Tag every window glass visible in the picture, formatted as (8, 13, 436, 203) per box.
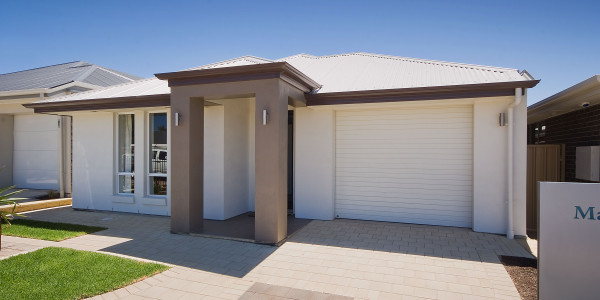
(118, 114, 134, 193)
(149, 113, 167, 195)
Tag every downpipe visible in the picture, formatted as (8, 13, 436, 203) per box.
(506, 88, 522, 239)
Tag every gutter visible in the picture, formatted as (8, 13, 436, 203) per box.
(506, 88, 522, 239)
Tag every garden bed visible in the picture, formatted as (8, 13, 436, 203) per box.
(499, 255, 538, 300)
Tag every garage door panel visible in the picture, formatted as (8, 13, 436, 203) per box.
(13, 115, 59, 189)
(13, 114, 58, 131)
(335, 106, 473, 227)
(337, 177, 472, 186)
(337, 197, 471, 209)
(337, 181, 471, 191)
(13, 150, 59, 171)
(337, 169, 472, 176)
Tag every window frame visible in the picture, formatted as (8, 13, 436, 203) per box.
(115, 112, 136, 195)
(146, 110, 169, 197)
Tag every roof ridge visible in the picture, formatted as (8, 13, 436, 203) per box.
(0, 61, 84, 76)
(276, 53, 317, 61)
(186, 55, 274, 71)
(74, 65, 98, 82)
(289, 52, 518, 73)
(93, 66, 139, 82)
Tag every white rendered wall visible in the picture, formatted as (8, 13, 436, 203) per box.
(0, 114, 14, 187)
(296, 96, 526, 235)
(13, 114, 59, 190)
(203, 98, 254, 220)
(223, 99, 251, 219)
(294, 107, 335, 220)
(513, 92, 527, 237)
(71, 110, 170, 216)
(204, 106, 225, 219)
(247, 98, 256, 212)
(473, 98, 510, 234)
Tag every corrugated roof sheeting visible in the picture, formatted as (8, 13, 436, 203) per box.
(0, 61, 140, 92)
(187, 56, 274, 70)
(35, 52, 531, 104)
(36, 77, 169, 103)
(279, 53, 526, 93)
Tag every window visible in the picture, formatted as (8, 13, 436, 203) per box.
(149, 113, 167, 195)
(117, 114, 135, 194)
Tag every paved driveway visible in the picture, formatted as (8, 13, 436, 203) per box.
(2, 207, 532, 299)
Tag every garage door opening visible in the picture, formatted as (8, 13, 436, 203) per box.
(335, 106, 473, 228)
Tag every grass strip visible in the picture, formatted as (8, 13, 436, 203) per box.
(0, 247, 169, 300)
(1, 219, 106, 241)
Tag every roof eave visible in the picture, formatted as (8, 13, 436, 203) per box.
(306, 80, 540, 106)
(528, 75, 600, 112)
(24, 94, 171, 114)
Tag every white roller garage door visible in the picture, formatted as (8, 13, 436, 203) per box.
(335, 105, 473, 228)
(13, 114, 59, 190)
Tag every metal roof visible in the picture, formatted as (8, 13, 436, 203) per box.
(35, 52, 533, 104)
(34, 77, 169, 103)
(0, 61, 141, 92)
(186, 56, 275, 70)
(278, 53, 528, 93)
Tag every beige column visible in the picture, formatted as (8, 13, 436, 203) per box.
(170, 93, 204, 234)
(254, 82, 288, 243)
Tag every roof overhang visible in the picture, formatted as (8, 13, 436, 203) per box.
(155, 62, 321, 93)
(528, 75, 600, 124)
(24, 94, 170, 114)
(306, 80, 540, 106)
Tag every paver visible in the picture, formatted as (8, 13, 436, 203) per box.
(0, 207, 533, 299)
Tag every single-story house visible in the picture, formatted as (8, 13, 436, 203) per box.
(0, 61, 140, 194)
(528, 75, 600, 182)
(25, 53, 538, 243)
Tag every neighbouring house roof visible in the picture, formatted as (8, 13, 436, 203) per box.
(528, 75, 600, 124)
(0, 61, 141, 93)
(27, 52, 538, 112)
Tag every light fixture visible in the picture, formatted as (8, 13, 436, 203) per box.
(499, 112, 507, 126)
(262, 108, 269, 125)
(175, 112, 182, 126)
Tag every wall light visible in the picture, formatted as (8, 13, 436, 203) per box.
(262, 108, 269, 125)
(499, 112, 507, 126)
(175, 112, 182, 126)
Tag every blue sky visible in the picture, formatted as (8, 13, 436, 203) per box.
(1, 0, 598, 105)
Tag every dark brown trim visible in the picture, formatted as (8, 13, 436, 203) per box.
(155, 62, 321, 91)
(24, 94, 171, 113)
(306, 80, 540, 106)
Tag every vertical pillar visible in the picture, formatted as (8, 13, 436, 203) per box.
(170, 93, 204, 233)
(255, 81, 288, 243)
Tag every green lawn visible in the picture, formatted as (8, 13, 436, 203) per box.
(0, 247, 169, 300)
(1, 219, 106, 241)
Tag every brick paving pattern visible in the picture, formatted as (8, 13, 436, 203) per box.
(1, 207, 532, 299)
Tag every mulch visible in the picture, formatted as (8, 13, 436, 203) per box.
(499, 255, 538, 300)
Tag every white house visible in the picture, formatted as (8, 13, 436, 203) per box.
(26, 53, 538, 243)
(0, 61, 140, 194)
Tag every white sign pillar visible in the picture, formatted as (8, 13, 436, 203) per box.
(538, 182, 600, 300)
